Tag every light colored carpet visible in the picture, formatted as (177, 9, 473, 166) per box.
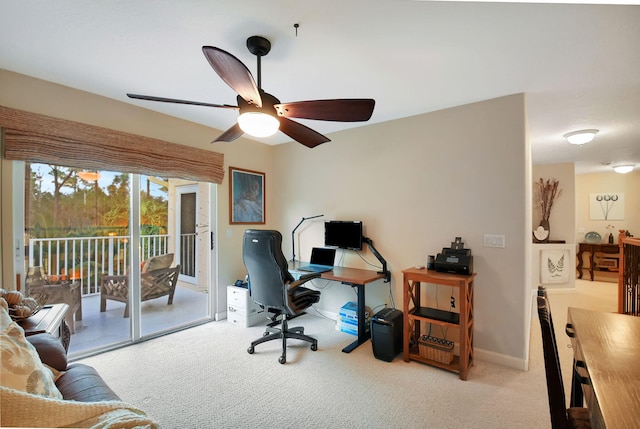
(77, 279, 617, 429)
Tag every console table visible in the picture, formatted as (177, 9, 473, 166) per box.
(402, 268, 476, 380)
(18, 303, 71, 352)
(576, 243, 620, 281)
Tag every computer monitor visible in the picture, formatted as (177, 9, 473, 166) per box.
(324, 221, 363, 250)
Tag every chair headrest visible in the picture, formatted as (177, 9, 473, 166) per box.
(142, 253, 174, 272)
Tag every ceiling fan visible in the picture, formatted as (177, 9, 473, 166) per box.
(127, 36, 375, 148)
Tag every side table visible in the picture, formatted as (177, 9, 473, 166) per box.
(18, 303, 71, 352)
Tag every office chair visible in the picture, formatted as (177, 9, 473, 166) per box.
(242, 229, 321, 364)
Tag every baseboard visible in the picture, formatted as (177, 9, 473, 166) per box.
(475, 347, 528, 371)
(312, 307, 338, 320)
(314, 306, 528, 370)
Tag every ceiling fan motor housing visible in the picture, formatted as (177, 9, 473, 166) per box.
(246, 36, 271, 57)
(238, 90, 280, 114)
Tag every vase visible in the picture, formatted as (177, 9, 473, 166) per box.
(540, 220, 550, 242)
(533, 219, 550, 243)
(608, 233, 614, 244)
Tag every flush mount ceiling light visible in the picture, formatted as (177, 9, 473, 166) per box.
(613, 165, 634, 174)
(563, 129, 599, 145)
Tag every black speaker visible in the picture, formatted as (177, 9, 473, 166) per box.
(370, 308, 403, 362)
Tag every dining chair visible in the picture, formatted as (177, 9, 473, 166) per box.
(536, 288, 591, 429)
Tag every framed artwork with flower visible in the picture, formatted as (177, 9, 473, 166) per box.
(229, 167, 265, 224)
(589, 193, 624, 221)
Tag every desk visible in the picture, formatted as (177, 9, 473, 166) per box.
(18, 303, 71, 352)
(322, 267, 386, 353)
(290, 263, 385, 353)
(576, 243, 620, 281)
(566, 307, 640, 429)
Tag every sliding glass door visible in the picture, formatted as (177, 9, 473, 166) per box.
(20, 163, 214, 357)
(138, 179, 210, 337)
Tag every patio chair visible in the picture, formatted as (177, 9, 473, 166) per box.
(100, 253, 180, 318)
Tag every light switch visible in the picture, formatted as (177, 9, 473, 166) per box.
(484, 234, 505, 248)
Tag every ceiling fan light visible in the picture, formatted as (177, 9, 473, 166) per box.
(238, 112, 279, 137)
(613, 165, 634, 174)
(563, 129, 598, 145)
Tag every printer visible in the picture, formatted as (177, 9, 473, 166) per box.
(434, 237, 473, 275)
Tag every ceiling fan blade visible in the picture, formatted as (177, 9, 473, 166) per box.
(127, 93, 238, 110)
(278, 117, 331, 148)
(202, 46, 262, 107)
(274, 99, 375, 122)
(212, 123, 244, 143)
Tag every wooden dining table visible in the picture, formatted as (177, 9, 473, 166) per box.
(566, 307, 640, 429)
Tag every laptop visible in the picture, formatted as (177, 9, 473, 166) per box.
(296, 247, 336, 273)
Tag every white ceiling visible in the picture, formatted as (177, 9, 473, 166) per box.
(1, 1, 639, 174)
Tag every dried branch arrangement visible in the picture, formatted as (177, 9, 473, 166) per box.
(536, 178, 562, 222)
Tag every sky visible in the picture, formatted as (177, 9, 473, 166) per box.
(31, 164, 166, 198)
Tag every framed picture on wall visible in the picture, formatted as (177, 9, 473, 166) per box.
(540, 249, 570, 284)
(589, 193, 624, 221)
(229, 167, 265, 224)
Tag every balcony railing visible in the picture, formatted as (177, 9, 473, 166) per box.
(28, 234, 178, 296)
(619, 233, 640, 315)
(180, 233, 196, 277)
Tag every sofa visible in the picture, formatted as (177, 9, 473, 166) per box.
(1, 297, 157, 428)
(26, 332, 121, 402)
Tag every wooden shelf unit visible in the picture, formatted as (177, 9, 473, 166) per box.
(402, 268, 476, 380)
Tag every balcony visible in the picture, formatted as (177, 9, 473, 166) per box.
(28, 234, 172, 295)
(67, 287, 208, 356)
(24, 234, 210, 357)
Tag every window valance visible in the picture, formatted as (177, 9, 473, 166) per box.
(0, 105, 224, 184)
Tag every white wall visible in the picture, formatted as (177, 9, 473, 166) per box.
(272, 94, 531, 368)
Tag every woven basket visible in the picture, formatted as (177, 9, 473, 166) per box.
(418, 335, 454, 364)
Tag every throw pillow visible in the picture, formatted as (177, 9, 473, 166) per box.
(142, 253, 174, 272)
(0, 304, 63, 399)
(26, 333, 68, 372)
